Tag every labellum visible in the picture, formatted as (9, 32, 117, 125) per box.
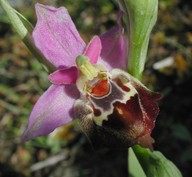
(75, 56, 162, 149)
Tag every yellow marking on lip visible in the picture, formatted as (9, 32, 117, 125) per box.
(116, 107, 123, 115)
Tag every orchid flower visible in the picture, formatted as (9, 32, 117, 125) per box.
(22, 3, 161, 149)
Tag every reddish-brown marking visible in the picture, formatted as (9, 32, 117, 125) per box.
(91, 79, 110, 97)
(94, 108, 102, 117)
(116, 79, 130, 92)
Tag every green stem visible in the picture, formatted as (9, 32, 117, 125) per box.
(117, 0, 159, 176)
(118, 0, 158, 79)
(127, 38, 150, 79)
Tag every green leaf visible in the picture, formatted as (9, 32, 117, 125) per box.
(132, 145, 183, 177)
(128, 148, 147, 177)
(0, 0, 28, 39)
(13, 9, 33, 34)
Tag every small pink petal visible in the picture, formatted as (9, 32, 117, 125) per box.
(99, 13, 128, 70)
(22, 85, 79, 141)
(32, 3, 86, 68)
(84, 36, 102, 64)
(48, 66, 78, 85)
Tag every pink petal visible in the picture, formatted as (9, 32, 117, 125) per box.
(32, 3, 86, 68)
(99, 13, 128, 70)
(84, 36, 102, 64)
(22, 85, 79, 141)
(48, 66, 78, 85)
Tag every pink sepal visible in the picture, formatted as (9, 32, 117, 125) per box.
(22, 85, 79, 141)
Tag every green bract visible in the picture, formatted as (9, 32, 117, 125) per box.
(118, 0, 158, 79)
(132, 145, 182, 177)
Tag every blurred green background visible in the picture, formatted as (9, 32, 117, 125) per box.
(0, 0, 192, 177)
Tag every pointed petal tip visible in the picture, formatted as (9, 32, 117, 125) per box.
(21, 125, 55, 142)
(84, 35, 102, 64)
(21, 130, 33, 142)
(21, 119, 74, 142)
(35, 2, 41, 8)
(21, 85, 78, 142)
(35, 2, 66, 13)
(35, 2, 48, 12)
(137, 134, 155, 151)
(155, 92, 163, 100)
(91, 35, 101, 43)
